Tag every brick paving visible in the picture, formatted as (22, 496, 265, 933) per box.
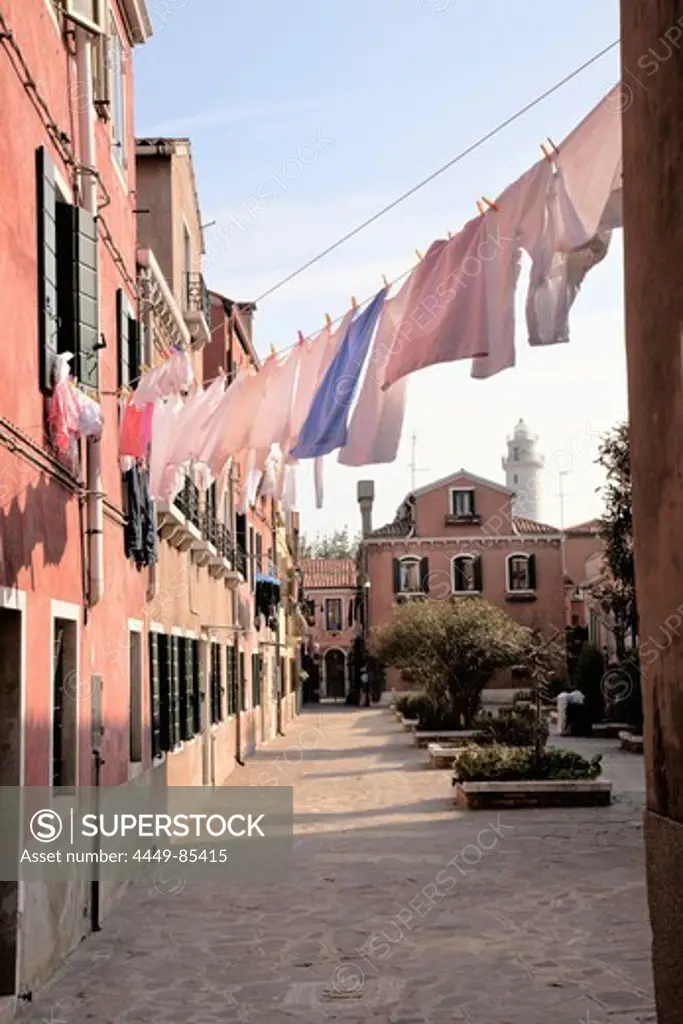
(20, 707, 655, 1023)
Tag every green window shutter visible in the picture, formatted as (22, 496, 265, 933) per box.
(528, 554, 537, 590)
(420, 556, 430, 594)
(36, 147, 59, 393)
(157, 634, 171, 752)
(183, 638, 194, 740)
(474, 556, 483, 592)
(170, 635, 181, 747)
(192, 640, 202, 734)
(226, 646, 235, 716)
(392, 558, 401, 593)
(74, 205, 99, 389)
(148, 632, 161, 759)
(453, 558, 462, 591)
(117, 288, 140, 388)
(239, 652, 246, 711)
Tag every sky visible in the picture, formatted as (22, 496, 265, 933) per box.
(134, 0, 625, 539)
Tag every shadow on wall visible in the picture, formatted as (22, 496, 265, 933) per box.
(0, 476, 71, 586)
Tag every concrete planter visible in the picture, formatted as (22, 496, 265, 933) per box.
(453, 779, 612, 810)
(619, 730, 644, 753)
(414, 729, 477, 749)
(592, 721, 631, 739)
(400, 717, 419, 732)
(428, 744, 472, 769)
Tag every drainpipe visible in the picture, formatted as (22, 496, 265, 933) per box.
(75, 26, 103, 606)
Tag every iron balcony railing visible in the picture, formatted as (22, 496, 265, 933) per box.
(174, 476, 200, 528)
(235, 544, 248, 578)
(186, 272, 211, 324)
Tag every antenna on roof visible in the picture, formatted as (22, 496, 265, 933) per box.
(409, 433, 431, 492)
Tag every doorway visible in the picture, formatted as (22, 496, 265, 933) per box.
(325, 649, 346, 701)
(0, 602, 23, 996)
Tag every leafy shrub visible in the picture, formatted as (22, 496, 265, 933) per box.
(472, 706, 549, 747)
(512, 690, 534, 705)
(539, 674, 568, 705)
(394, 692, 432, 721)
(453, 744, 603, 783)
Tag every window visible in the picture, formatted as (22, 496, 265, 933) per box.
(325, 598, 343, 632)
(148, 632, 162, 759)
(252, 652, 262, 708)
(110, 15, 127, 171)
(393, 556, 429, 595)
(507, 553, 537, 593)
(255, 533, 263, 576)
(52, 618, 78, 788)
(183, 224, 192, 307)
(210, 642, 223, 724)
(513, 474, 518, 485)
(191, 640, 202, 734)
(451, 488, 475, 518)
(178, 637, 195, 741)
(453, 555, 481, 593)
(92, 30, 110, 117)
(249, 526, 255, 589)
(227, 646, 236, 716)
(128, 630, 143, 763)
(117, 289, 140, 387)
(150, 633, 181, 754)
(63, 0, 106, 33)
(513, 447, 519, 461)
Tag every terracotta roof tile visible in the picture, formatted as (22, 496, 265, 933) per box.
(512, 515, 560, 535)
(566, 517, 601, 535)
(300, 559, 357, 590)
(369, 519, 412, 538)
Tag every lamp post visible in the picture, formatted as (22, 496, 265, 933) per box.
(362, 579, 371, 707)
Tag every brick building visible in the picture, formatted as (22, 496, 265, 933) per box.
(357, 470, 566, 692)
(300, 559, 358, 700)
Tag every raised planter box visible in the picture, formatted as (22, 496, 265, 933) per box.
(592, 721, 631, 739)
(414, 729, 477, 749)
(453, 779, 612, 810)
(428, 744, 471, 769)
(400, 717, 419, 733)
(619, 731, 644, 753)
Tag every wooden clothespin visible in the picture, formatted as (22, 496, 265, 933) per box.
(297, 330, 305, 344)
(414, 250, 423, 262)
(447, 231, 453, 239)
(382, 274, 389, 289)
(482, 196, 499, 212)
(476, 200, 486, 216)
(547, 137, 560, 155)
(270, 343, 277, 356)
(541, 142, 552, 162)
(325, 313, 332, 328)
(351, 296, 358, 311)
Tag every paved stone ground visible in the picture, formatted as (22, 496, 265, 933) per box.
(20, 708, 655, 1024)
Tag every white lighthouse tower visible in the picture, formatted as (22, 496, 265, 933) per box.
(502, 419, 544, 521)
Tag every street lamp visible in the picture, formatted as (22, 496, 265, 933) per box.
(362, 579, 371, 707)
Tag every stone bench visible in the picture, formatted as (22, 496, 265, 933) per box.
(414, 729, 477, 749)
(619, 731, 644, 753)
(428, 744, 472, 769)
(453, 779, 612, 810)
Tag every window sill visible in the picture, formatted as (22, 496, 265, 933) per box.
(506, 591, 537, 603)
(452, 590, 481, 597)
(445, 514, 482, 526)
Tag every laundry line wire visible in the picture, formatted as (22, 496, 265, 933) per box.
(253, 39, 620, 305)
(113, 39, 620, 399)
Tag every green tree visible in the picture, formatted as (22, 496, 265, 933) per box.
(300, 528, 360, 560)
(372, 598, 530, 727)
(594, 422, 637, 657)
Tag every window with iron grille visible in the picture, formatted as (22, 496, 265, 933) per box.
(191, 639, 202, 734)
(148, 632, 162, 759)
(52, 619, 77, 788)
(178, 637, 194, 741)
(210, 642, 223, 724)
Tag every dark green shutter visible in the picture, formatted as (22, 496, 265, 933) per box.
(192, 640, 202, 733)
(239, 652, 246, 711)
(420, 557, 430, 594)
(36, 147, 59, 392)
(474, 556, 483, 592)
(55, 203, 100, 389)
(392, 559, 401, 593)
(117, 288, 140, 388)
(183, 638, 194, 740)
(157, 634, 171, 752)
(470, 489, 477, 514)
(170, 635, 180, 747)
(528, 554, 537, 590)
(148, 632, 161, 759)
(453, 558, 462, 591)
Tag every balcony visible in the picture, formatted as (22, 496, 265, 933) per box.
(175, 477, 201, 531)
(184, 272, 211, 349)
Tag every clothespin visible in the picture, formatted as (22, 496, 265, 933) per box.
(414, 250, 423, 262)
(297, 330, 305, 344)
(382, 274, 389, 289)
(547, 137, 560, 155)
(270, 343, 277, 356)
(325, 313, 332, 328)
(476, 200, 486, 216)
(447, 231, 453, 240)
(351, 296, 358, 311)
(482, 196, 499, 212)
(541, 142, 552, 162)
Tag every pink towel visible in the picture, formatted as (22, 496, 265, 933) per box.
(119, 399, 153, 458)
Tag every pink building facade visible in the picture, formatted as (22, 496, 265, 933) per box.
(0, 0, 152, 995)
(300, 559, 358, 700)
(358, 471, 567, 692)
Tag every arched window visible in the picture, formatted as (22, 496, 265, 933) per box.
(393, 556, 429, 596)
(506, 553, 537, 593)
(452, 554, 482, 593)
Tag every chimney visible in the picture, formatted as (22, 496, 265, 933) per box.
(357, 480, 375, 539)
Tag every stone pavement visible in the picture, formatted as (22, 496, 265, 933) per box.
(19, 708, 656, 1024)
